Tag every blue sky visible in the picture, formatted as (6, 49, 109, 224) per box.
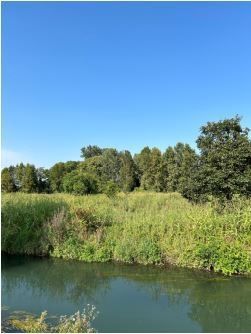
(2, 2, 251, 168)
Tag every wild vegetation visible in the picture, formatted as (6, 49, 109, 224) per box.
(2, 116, 251, 202)
(1, 116, 251, 275)
(3, 306, 98, 333)
(2, 192, 251, 275)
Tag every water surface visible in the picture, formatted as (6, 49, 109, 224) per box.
(2, 255, 251, 332)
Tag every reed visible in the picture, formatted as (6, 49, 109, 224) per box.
(2, 192, 251, 275)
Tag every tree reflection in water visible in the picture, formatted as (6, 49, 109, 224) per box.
(2, 255, 251, 332)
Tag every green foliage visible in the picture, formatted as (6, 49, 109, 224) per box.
(1, 164, 51, 194)
(81, 145, 104, 159)
(9, 306, 97, 333)
(79, 156, 104, 178)
(141, 147, 163, 191)
(134, 146, 152, 183)
(3, 115, 250, 201)
(1, 168, 16, 192)
(11, 311, 48, 333)
(195, 115, 251, 200)
(20, 164, 38, 193)
(1, 193, 67, 255)
(2, 192, 251, 275)
(102, 180, 120, 198)
(49, 162, 67, 192)
(62, 171, 99, 195)
(192, 242, 251, 275)
(100, 148, 121, 184)
(119, 150, 138, 192)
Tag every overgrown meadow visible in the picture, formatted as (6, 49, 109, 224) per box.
(2, 192, 251, 275)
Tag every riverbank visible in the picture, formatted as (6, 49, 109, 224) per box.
(2, 192, 251, 275)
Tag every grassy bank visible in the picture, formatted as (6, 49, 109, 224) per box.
(2, 192, 251, 275)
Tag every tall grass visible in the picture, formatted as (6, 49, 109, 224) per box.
(2, 193, 67, 255)
(5, 306, 97, 333)
(2, 192, 251, 275)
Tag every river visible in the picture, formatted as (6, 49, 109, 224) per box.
(2, 254, 251, 332)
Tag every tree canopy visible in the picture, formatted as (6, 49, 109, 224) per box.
(2, 116, 250, 201)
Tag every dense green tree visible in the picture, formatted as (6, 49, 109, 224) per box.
(134, 147, 152, 183)
(49, 163, 66, 192)
(49, 161, 79, 193)
(100, 149, 121, 184)
(79, 156, 104, 179)
(64, 161, 80, 173)
(163, 147, 177, 192)
(62, 171, 99, 195)
(80, 145, 104, 159)
(3, 116, 251, 200)
(21, 164, 38, 193)
(177, 145, 198, 198)
(196, 116, 251, 200)
(120, 150, 138, 192)
(162, 144, 198, 194)
(140, 148, 163, 191)
(1, 168, 16, 192)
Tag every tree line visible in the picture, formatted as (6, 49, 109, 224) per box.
(2, 116, 251, 201)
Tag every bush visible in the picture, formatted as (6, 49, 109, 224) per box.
(62, 171, 99, 195)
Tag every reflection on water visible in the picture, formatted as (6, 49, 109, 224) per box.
(2, 254, 251, 332)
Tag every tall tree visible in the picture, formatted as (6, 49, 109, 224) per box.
(134, 147, 152, 185)
(120, 150, 138, 192)
(140, 148, 163, 191)
(196, 115, 251, 200)
(49, 161, 78, 193)
(163, 146, 177, 192)
(49, 163, 66, 192)
(177, 144, 198, 198)
(100, 148, 121, 184)
(1, 168, 16, 192)
(79, 156, 104, 179)
(22, 164, 38, 193)
(80, 145, 104, 159)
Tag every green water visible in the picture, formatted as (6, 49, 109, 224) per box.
(2, 254, 251, 332)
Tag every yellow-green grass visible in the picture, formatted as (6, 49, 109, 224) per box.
(2, 192, 251, 275)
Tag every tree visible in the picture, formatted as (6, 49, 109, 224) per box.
(49, 161, 79, 193)
(134, 147, 152, 183)
(140, 148, 163, 191)
(80, 145, 104, 159)
(163, 146, 177, 192)
(1, 168, 16, 192)
(177, 144, 198, 198)
(196, 115, 251, 200)
(79, 156, 104, 179)
(37, 168, 51, 193)
(49, 163, 66, 192)
(100, 149, 121, 184)
(22, 164, 38, 193)
(62, 171, 99, 195)
(15, 163, 26, 190)
(120, 150, 138, 192)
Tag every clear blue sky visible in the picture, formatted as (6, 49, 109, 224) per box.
(2, 2, 251, 168)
